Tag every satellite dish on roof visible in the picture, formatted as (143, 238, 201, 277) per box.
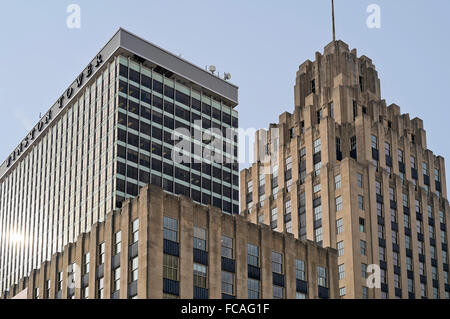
(208, 65, 216, 74)
(224, 73, 232, 81)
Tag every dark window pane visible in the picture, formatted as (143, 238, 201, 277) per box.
(118, 128, 127, 143)
(164, 101, 174, 114)
(141, 74, 152, 90)
(128, 100, 139, 116)
(202, 103, 211, 116)
(116, 178, 125, 192)
(118, 96, 127, 110)
(164, 116, 174, 130)
(140, 137, 151, 152)
(128, 85, 140, 99)
(139, 153, 150, 167)
(128, 117, 139, 131)
(117, 162, 126, 175)
(127, 150, 139, 164)
(119, 64, 128, 78)
(141, 91, 151, 104)
(192, 98, 201, 112)
(164, 86, 174, 99)
(139, 170, 150, 184)
(140, 106, 151, 120)
(175, 91, 190, 106)
(129, 69, 140, 83)
(163, 179, 173, 192)
(152, 158, 162, 171)
(151, 142, 162, 156)
(153, 95, 163, 110)
(126, 165, 138, 179)
(153, 80, 163, 94)
(117, 145, 127, 159)
(118, 112, 127, 126)
(118, 80, 128, 94)
(152, 127, 162, 140)
(127, 132, 139, 147)
(152, 111, 163, 125)
(141, 122, 151, 136)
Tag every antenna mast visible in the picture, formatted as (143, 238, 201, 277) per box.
(332, 0, 336, 42)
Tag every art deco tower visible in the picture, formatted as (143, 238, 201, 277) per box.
(240, 39, 450, 299)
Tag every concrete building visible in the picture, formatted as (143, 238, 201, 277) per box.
(0, 29, 239, 293)
(240, 40, 450, 299)
(3, 185, 338, 299)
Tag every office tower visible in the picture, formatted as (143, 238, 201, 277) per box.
(3, 185, 338, 300)
(0, 29, 239, 294)
(241, 40, 450, 299)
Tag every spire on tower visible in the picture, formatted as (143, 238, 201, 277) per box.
(332, 0, 336, 42)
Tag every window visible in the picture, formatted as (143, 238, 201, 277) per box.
(379, 247, 386, 261)
(378, 225, 385, 239)
(314, 138, 321, 154)
(371, 135, 378, 149)
(404, 215, 411, 230)
(329, 102, 334, 118)
(337, 218, 344, 234)
(112, 267, 121, 292)
(384, 142, 391, 156)
(194, 227, 207, 251)
(339, 287, 346, 297)
(376, 181, 382, 195)
(163, 254, 179, 281)
(376, 202, 383, 217)
(336, 196, 343, 212)
(420, 283, 427, 298)
(389, 188, 395, 201)
(315, 227, 323, 245)
(314, 162, 322, 176)
(350, 136, 357, 151)
(393, 252, 399, 266)
(131, 219, 139, 244)
(221, 235, 233, 259)
(317, 266, 327, 287)
(410, 156, 416, 169)
(297, 292, 307, 299)
(271, 208, 278, 230)
(296, 259, 306, 281)
(97, 277, 104, 299)
(337, 241, 344, 257)
(129, 257, 138, 283)
(359, 218, 365, 233)
(361, 264, 367, 278)
(222, 271, 234, 296)
(163, 216, 178, 242)
(335, 174, 341, 190)
(193, 263, 207, 288)
(408, 279, 414, 293)
(362, 287, 369, 299)
(46, 280, 51, 298)
(434, 168, 440, 182)
(272, 252, 283, 274)
(273, 285, 284, 299)
(114, 231, 122, 255)
(98, 242, 105, 265)
(394, 274, 401, 289)
(422, 162, 428, 176)
(380, 269, 387, 284)
(402, 193, 409, 208)
(248, 279, 260, 299)
(338, 264, 345, 280)
(83, 252, 90, 275)
(419, 262, 425, 276)
(398, 149, 404, 163)
(360, 240, 367, 256)
(357, 173, 363, 188)
(248, 244, 259, 267)
(406, 257, 413, 271)
(358, 195, 364, 210)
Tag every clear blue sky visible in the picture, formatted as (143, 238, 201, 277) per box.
(1, 0, 449, 192)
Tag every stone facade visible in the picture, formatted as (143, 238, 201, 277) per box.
(241, 40, 450, 299)
(3, 185, 338, 299)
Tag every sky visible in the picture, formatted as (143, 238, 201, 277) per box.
(0, 0, 449, 193)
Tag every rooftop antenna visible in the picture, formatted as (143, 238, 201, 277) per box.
(331, 0, 336, 42)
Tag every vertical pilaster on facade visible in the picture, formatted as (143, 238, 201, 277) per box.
(137, 186, 150, 299)
(179, 196, 194, 299)
(208, 209, 222, 299)
(119, 200, 131, 299)
(147, 185, 164, 299)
